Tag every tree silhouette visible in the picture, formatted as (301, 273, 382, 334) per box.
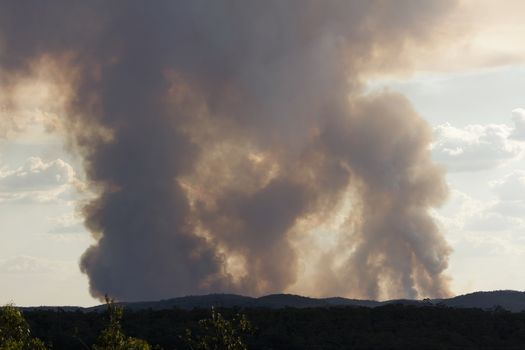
(92, 296, 151, 350)
(184, 307, 253, 350)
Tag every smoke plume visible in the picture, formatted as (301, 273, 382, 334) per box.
(0, 1, 455, 300)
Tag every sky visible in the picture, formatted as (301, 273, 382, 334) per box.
(1, 1, 525, 306)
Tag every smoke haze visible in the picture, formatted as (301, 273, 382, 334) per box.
(0, 1, 455, 301)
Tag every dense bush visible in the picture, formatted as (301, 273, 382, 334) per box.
(11, 303, 525, 349)
(183, 307, 253, 350)
(92, 297, 151, 350)
(2, 301, 253, 350)
(0, 304, 48, 350)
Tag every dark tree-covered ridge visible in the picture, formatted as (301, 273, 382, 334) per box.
(22, 304, 525, 350)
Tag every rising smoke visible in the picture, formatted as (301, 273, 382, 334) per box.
(0, 1, 455, 301)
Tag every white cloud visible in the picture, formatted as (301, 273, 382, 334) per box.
(433, 121, 523, 172)
(435, 189, 494, 233)
(482, 171, 525, 227)
(436, 187, 525, 237)
(435, 169, 525, 250)
(463, 211, 523, 232)
(0, 157, 81, 203)
(491, 200, 525, 218)
(490, 170, 525, 201)
(510, 108, 525, 140)
(0, 157, 74, 190)
(47, 213, 86, 235)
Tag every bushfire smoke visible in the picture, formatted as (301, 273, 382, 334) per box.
(0, 1, 454, 301)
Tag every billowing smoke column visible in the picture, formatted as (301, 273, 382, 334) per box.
(0, 1, 454, 301)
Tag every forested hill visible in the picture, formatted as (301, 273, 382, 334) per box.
(81, 290, 525, 313)
(435, 290, 525, 312)
(15, 291, 525, 349)
(24, 290, 525, 312)
(22, 302, 525, 349)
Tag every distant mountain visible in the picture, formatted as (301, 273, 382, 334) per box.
(117, 294, 256, 311)
(80, 293, 381, 312)
(22, 290, 525, 313)
(322, 297, 382, 308)
(436, 290, 525, 312)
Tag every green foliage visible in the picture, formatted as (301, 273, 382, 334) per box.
(0, 304, 48, 350)
(92, 296, 150, 350)
(184, 307, 253, 350)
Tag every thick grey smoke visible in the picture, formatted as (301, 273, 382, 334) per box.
(0, 1, 454, 300)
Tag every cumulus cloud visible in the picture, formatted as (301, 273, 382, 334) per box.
(0, 157, 74, 190)
(511, 108, 525, 140)
(485, 171, 525, 229)
(47, 213, 86, 235)
(433, 189, 488, 233)
(436, 172, 525, 238)
(463, 210, 523, 232)
(432, 116, 525, 245)
(433, 122, 523, 172)
(0, 157, 80, 203)
(491, 200, 525, 218)
(491, 170, 525, 201)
